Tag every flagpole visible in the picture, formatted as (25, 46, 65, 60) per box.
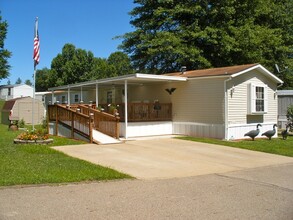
(32, 66, 36, 131)
(32, 17, 39, 131)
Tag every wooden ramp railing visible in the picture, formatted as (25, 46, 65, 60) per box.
(48, 104, 120, 142)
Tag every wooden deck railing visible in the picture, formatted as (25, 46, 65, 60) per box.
(118, 103, 172, 122)
(48, 104, 120, 140)
(48, 104, 92, 142)
(85, 103, 172, 122)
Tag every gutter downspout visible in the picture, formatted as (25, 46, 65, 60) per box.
(124, 80, 128, 139)
(224, 76, 232, 140)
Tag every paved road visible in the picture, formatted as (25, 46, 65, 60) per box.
(1, 163, 293, 220)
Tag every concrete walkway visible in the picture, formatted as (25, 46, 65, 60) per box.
(53, 137, 293, 179)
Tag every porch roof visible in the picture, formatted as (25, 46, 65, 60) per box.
(48, 73, 187, 91)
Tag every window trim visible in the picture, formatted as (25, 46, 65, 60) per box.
(248, 83, 268, 115)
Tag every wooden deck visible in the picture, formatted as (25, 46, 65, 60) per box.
(48, 103, 172, 142)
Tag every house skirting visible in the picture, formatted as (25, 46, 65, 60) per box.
(120, 121, 173, 138)
(227, 122, 278, 140)
(49, 122, 89, 142)
(172, 122, 225, 139)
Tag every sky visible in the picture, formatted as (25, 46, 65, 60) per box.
(1, 0, 135, 85)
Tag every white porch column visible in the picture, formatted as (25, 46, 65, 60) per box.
(67, 87, 71, 105)
(51, 90, 55, 104)
(124, 80, 128, 139)
(80, 87, 83, 102)
(96, 84, 99, 106)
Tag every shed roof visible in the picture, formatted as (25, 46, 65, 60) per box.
(2, 97, 37, 111)
(277, 90, 293, 96)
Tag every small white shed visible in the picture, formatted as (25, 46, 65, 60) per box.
(277, 90, 293, 128)
(1, 97, 45, 125)
(0, 84, 33, 100)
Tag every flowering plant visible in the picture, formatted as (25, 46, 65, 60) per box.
(107, 104, 120, 116)
(17, 129, 49, 141)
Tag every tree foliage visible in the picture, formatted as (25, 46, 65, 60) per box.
(108, 51, 134, 75)
(50, 44, 96, 86)
(119, 0, 293, 79)
(24, 79, 32, 86)
(15, 77, 21, 84)
(0, 13, 11, 80)
(35, 44, 134, 91)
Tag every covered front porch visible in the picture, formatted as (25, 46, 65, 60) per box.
(47, 73, 186, 139)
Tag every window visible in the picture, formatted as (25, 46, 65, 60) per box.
(107, 91, 112, 104)
(74, 94, 79, 103)
(255, 86, 264, 111)
(61, 96, 66, 104)
(248, 84, 268, 114)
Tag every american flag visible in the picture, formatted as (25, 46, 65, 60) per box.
(33, 17, 40, 67)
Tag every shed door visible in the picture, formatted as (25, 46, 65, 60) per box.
(18, 102, 40, 124)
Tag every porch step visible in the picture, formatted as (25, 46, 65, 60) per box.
(92, 129, 121, 145)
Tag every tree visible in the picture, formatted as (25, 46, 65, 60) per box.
(107, 51, 134, 75)
(35, 68, 52, 91)
(44, 43, 135, 88)
(15, 77, 22, 84)
(7, 79, 10, 85)
(0, 13, 12, 80)
(119, 0, 293, 76)
(81, 58, 115, 81)
(50, 44, 96, 86)
(24, 79, 32, 86)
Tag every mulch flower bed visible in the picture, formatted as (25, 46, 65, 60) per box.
(13, 130, 53, 145)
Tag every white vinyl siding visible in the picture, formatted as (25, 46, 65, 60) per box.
(227, 70, 278, 125)
(13, 85, 33, 98)
(171, 78, 225, 124)
(128, 84, 171, 103)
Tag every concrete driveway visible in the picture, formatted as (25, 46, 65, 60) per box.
(53, 137, 293, 179)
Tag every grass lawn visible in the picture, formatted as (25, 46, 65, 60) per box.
(177, 135, 293, 157)
(0, 124, 132, 186)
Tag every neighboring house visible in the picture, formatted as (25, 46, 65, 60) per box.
(1, 97, 45, 125)
(36, 90, 83, 106)
(47, 63, 283, 140)
(0, 84, 33, 100)
(277, 90, 293, 129)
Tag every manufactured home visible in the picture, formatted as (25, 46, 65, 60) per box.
(47, 64, 283, 142)
(0, 84, 33, 100)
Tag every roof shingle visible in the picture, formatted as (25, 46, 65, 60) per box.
(165, 63, 259, 78)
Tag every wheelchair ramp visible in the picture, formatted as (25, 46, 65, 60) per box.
(92, 129, 121, 144)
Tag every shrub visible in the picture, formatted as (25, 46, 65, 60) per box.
(42, 118, 48, 129)
(286, 104, 293, 131)
(18, 119, 25, 128)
